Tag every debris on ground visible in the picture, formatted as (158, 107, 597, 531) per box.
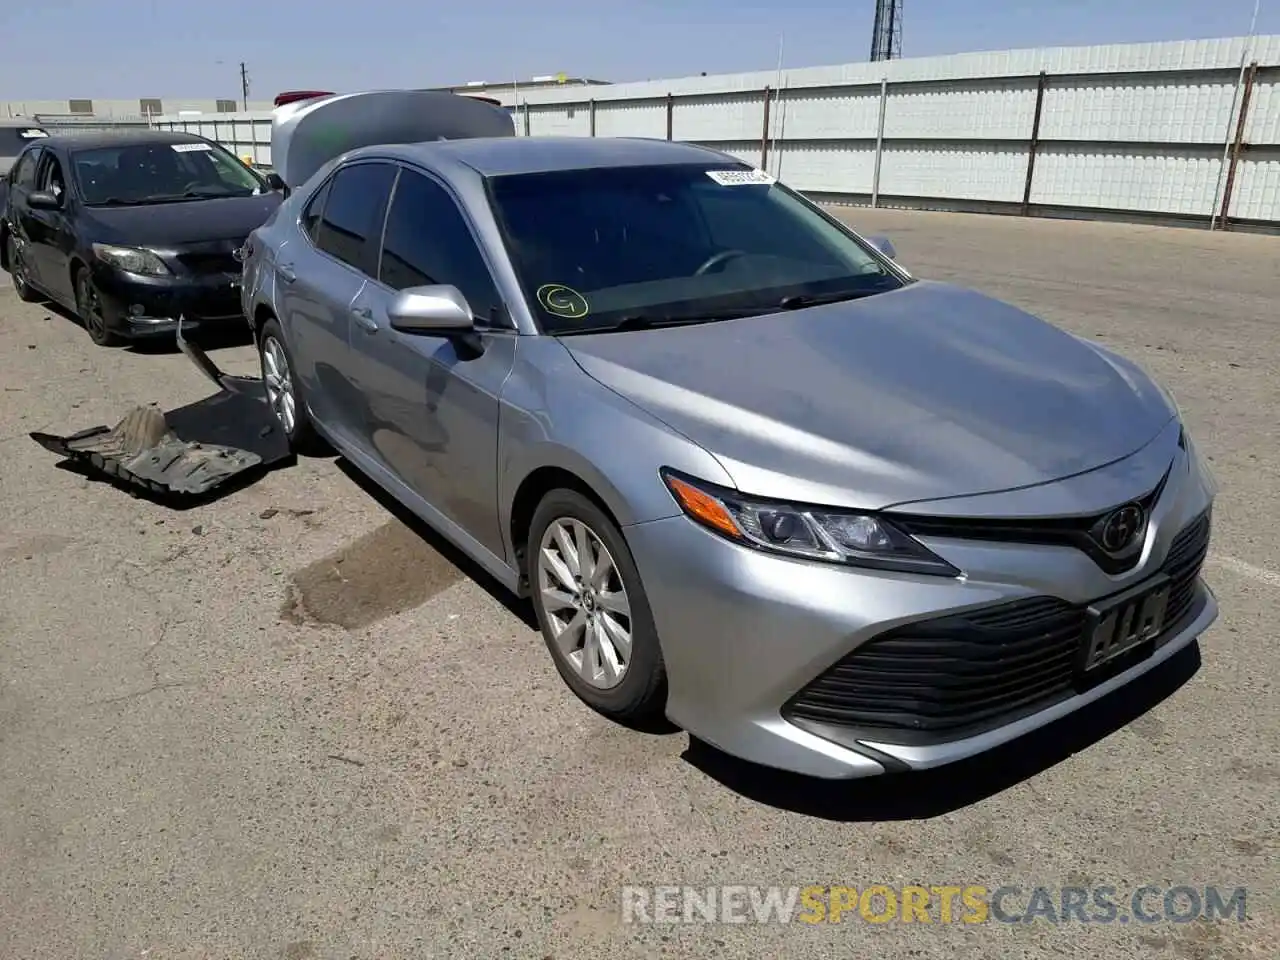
(32, 406, 263, 497)
(28, 319, 295, 505)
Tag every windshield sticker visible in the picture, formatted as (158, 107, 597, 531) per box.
(706, 168, 775, 186)
(537, 284, 589, 319)
(19, 129, 48, 138)
(171, 142, 213, 152)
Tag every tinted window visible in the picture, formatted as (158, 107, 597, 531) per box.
(301, 177, 332, 242)
(378, 170, 503, 322)
(12, 148, 40, 188)
(314, 162, 397, 274)
(39, 153, 67, 199)
(488, 163, 900, 334)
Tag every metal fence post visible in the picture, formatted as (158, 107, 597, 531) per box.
(871, 77, 888, 207)
(589, 99, 596, 137)
(1219, 61, 1258, 231)
(1022, 71, 1048, 216)
(760, 86, 772, 169)
(666, 93, 674, 140)
(522, 101, 531, 136)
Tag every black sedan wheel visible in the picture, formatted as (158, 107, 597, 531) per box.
(74, 267, 121, 346)
(6, 233, 39, 303)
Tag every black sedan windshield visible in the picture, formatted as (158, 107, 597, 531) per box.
(72, 141, 265, 206)
(487, 163, 904, 334)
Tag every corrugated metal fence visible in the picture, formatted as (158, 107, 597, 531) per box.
(150, 36, 1280, 228)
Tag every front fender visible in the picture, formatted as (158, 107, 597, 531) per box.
(496, 337, 733, 561)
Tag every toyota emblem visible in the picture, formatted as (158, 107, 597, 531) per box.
(1099, 504, 1145, 553)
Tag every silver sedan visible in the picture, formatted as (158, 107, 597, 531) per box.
(239, 98, 1216, 779)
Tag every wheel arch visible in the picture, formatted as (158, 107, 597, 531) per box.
(507, 460, 630, 592)
(68, 255, 87, 289)
(252, 303, 277, 342)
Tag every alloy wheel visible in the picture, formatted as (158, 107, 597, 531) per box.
(261, 335, 297, 435)
(77, 274, 109, 342)
(536, 517, 634, 689)
(8, 236, 29, 295)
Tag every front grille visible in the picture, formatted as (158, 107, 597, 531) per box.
(892, 466, 1171, 575)
(1162, 510, 1211, 629)
(178, 251, 240, 275)
(783, 509, 1211, 746)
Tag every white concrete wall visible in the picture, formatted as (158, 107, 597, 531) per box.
(2, 98, 275, 119)
(150, 36, 1280, 225)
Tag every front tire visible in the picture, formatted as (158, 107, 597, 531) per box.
(528, 489, 667, 724)
(6, 232, 40, 303)
(258, 317, 321, 453)
(74, 267, 121, 346)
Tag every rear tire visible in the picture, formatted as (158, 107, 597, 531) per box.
(258, 317, 321, 453)
(6, 232, 40, 303)
(74, 266, 121, 346)
(528, 489, 667, 725)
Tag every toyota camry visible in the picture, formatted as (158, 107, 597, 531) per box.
(235, 91, 1217, 779)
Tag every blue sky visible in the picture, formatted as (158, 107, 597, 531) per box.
(1, 0, 1274, 99)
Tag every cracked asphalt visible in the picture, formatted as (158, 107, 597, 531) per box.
(1, 210, 1277, 959)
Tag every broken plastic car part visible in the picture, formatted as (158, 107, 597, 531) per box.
(29, 317, 295, 503)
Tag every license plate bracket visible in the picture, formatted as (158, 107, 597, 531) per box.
(1078, 574, 1171, 674)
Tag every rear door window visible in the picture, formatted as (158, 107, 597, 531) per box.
(10, 148, 40, 188)
(313, 162, 398, 276)
(301, 177, 332, 243)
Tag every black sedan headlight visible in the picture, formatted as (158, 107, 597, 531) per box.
(661, 468, 959, 576)
(92, 242, 171, 277)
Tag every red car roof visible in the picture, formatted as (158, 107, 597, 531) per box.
(273, 91, 335, 107)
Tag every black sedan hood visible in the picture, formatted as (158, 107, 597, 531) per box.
(81, 193, 282, 246)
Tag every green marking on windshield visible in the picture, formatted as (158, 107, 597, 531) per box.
(537, 284, 589, 319)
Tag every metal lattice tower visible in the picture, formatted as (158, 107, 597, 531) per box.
(870, 0, 903, 62)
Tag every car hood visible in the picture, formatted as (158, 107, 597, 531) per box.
(81, 192, 282, 247)
(562, 281, 1176, 510)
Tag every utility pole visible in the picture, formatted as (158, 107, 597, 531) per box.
(240, 62, 251, 110)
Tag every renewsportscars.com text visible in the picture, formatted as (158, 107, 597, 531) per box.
(621, 884, 1249, 925)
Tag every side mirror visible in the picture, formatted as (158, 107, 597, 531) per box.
(866, 234, 896, 260)
(388, 284, 476, 336)
(265, 171, 286, 192)
(28, 190, 61, 210)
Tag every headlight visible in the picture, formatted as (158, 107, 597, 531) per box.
(661, 469, 959, 577)
(92, 243, 171, 276)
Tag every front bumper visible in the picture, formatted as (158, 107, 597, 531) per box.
(91, 262, 244, 337)
(624, 441, 1217, 780)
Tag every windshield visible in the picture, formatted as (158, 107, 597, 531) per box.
(72, 140, 265, 206)
(486, 163, 905, 334)
(0, 126, 48, 157)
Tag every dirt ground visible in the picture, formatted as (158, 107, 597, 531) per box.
(0, 209, 1277, 959)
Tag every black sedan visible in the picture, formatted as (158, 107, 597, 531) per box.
(1, 129, 280, 346)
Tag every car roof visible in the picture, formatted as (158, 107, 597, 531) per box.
(387, 136, 735, 178)
(36, 129, 213, 152)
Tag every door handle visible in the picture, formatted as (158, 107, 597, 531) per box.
(277, 262, 296, 282)
(350, 304, 378, 333)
